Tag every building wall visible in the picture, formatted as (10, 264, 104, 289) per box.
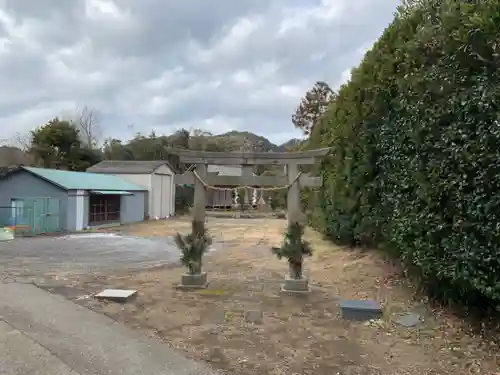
(121, 191, 147, 224)
(151, 173, 162, 219)
(161, 174, 172, 216)
(151, 172, 173, 218)
(204, 165, 262, 207)
(68, 190, 95, 231)
(110, 173, 151, 189)
(206, 165, 238, 207)
(155, 164, 174, 175)
(107, 173, 151, 218)
(154, 164, 174, 217)
(83, 194, 90, 228)
(80, 191, 146, 228)
(207, 165, 242, 176)
(0, 170, 69, 231)
(96, 167, 175, 219)
(67, 189, 87, 231)
(207, 189, 233, 207)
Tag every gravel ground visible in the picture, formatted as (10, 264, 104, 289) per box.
(0, 232, 187, 281)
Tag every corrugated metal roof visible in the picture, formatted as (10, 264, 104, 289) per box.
(90, 190, 133, 195)
(22, 167, 147, 191)
(86, 160, 175, 174)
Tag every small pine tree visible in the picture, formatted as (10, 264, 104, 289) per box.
(237, 188, 246, 211)
(174, 220, 212, 274)
(272, 222, 312, 279)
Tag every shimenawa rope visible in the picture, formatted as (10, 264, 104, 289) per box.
(191, 170, 303, 192)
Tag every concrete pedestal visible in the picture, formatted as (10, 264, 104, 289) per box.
(179, 272, 208, 289)
(281, 276, 310, 294)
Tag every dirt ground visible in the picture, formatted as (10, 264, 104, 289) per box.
(51, 218, 499, 375)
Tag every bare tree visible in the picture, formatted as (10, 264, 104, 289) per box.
(12, 132, 32, 151)
(2, 133, 34, 165)
(68, 106, 102, 148)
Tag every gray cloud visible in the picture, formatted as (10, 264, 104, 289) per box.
(0, 0, 400, 146)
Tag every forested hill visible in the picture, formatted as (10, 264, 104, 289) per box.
(0, 129, 303, 169)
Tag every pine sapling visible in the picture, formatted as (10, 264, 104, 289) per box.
(272, 222, 312, 279)
(174, 220, 212, 275)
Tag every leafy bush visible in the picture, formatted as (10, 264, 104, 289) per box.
(310, 0, 500, 308)
(174, 220, 212, 274)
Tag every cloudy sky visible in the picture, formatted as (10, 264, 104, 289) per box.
(0, 0, 399, 146)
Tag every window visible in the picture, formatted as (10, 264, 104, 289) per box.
(89, 194, 121, 224)
(11, 199, 24, 218)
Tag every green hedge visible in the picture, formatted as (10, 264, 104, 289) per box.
(312, 0, 500, 308)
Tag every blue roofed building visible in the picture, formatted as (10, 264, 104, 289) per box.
(0, 166, 148, 235)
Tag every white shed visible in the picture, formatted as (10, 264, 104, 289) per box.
(87, 160, 176, 219)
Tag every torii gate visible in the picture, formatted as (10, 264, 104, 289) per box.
(166, 147, 331, 228)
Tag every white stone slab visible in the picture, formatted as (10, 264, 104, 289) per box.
(0, 227, 14, 241)
(95, 289, 137, 301)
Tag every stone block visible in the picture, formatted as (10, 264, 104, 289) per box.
(340, 299, 383, 321)
(212, 310, 226, 324)
(244, 310, 262, 324)
(207, 346, 226, 363)
(395, 312, 422, 327)
(179, 272, 208, 289)
(281, 276, 310, 294)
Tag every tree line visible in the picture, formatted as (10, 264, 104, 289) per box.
(5, 106, 286, 173)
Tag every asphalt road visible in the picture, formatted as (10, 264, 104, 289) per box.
(0, 233, 186, 280)
(0, 282, 219, 375)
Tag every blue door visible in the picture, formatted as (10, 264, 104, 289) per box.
(12, 197, 62, 235)
(44, 198, 61, 233)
